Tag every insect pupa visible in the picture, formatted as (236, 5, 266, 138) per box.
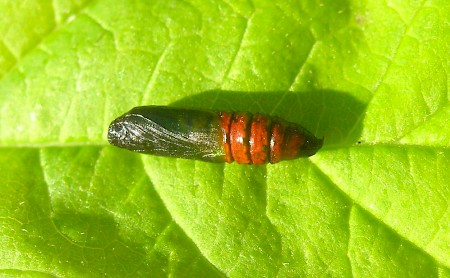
(108, 106, 323, 164)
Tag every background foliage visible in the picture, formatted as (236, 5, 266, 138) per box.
(0, 0, 449, 277)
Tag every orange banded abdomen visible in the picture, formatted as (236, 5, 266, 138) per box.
(219, 112, 322, 164)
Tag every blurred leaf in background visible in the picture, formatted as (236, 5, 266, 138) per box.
(0, 0, 449, 277)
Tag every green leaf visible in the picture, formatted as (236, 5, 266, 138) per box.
(0, 0, 448, 277)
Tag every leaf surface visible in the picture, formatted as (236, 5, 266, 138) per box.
(0, 0, 448, 276)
